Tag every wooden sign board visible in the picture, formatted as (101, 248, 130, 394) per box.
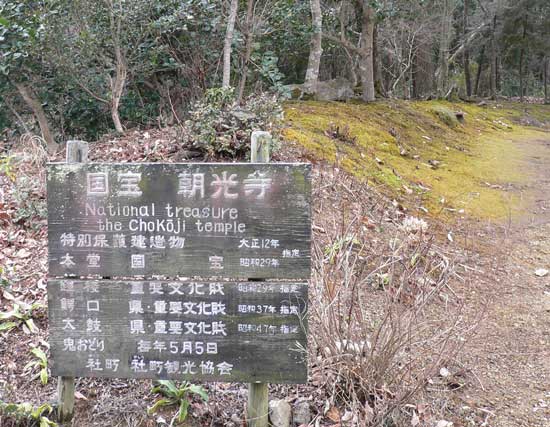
(47, 163, 311, 279)
(48, 280, 308, 383)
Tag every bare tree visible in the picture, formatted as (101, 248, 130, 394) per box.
(223, 0, 239, 88)
(436, 0, 454, 97)
(474, 45, 485, 96)
(545, 57, 549, 104)
(519, 14, 527, 101)
(358, 1, 376, 102)
(71, 0, 128, 133)
(49, 0, 159, 134)
(237, 0, 255, 103)
(489, 1, 502, 99)
(305, 0, 323, 87)
(463, 0, 472, 97)
(325, 0, 376, 102)
(107, 0, 126, 133)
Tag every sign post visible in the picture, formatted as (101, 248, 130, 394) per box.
(247, 131, 271, 427)
(46, 134, 311, 424)
(57, 140, 89, 422)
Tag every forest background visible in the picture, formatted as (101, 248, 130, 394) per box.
(1, 0, 550, 151)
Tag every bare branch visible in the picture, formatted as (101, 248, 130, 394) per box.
(324, 32, 362, 55)
(77, 81, 109, 104)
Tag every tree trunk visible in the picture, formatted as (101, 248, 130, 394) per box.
(359, 3, 375, 102)
(411, 42, 418, 99)
(437, 0, 452, 97)
(14, 82, 57, 154)
(519, 18, 527, 102)
(474, 45, 485, 96)
(237, 0, 255, 103)
(544, 57, 548, 104)
(4, 96, 31, 134)
(305, 0, 323, 86)
(489, 13, 498, 99)
(496, 54, 501, 92)
(109, 4, 126, 133)
(110, 51, 127, 133)
(463, 0, 472, 97)
(373, 22, 384, 97)
(519, 49, 524, 102)
(223, 0, 239, 88)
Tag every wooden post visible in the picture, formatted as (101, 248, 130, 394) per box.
(250, 131, 270, 163)
(57, 140, 88, 423)
(246, 131, 270, 427)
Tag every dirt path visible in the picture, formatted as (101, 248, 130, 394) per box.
(458, 135, 550, 427)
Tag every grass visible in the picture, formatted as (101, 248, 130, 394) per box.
(283, 99, 550, 220)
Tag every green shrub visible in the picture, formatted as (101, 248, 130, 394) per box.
(185, 87, 283, 159)
(0, 401, 56, 426)
(148, 380, 208, 424)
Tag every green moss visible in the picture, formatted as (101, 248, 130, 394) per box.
(283, 99, 550, 221)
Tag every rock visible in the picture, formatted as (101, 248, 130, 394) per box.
(535, 268, 548, 277)
(293, 399, 311, 426)
(269, 400, 291, 427)
(428, 159, 441, 169)
(285, 78, 354, 102)
(313, 78, 354, 101)
(440, 367, 451, 377)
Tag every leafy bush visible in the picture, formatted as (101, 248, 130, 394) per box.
(0, 154, 16, 181)
(184, 87, 283, 159)
(0, 302, 42, 334)
(148, 380, 208, 424)
(0, 266, 9, 288)
(0, 401, 56, 426)
(24, 347, 49, 385)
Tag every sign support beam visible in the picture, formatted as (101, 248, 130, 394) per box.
(247, 131, 271, 427)
(57, 140, 88, 423)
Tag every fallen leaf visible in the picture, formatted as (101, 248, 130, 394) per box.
(411, 411, 420, 426)
(341, 411, 353, 422)
(326, 406, 340, 422)
(2, 290, 15, 300)
(15, 248, 31, 258)
(74, 391, 88, 400)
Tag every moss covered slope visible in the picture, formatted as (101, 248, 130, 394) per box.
(283, 100, 550, 220)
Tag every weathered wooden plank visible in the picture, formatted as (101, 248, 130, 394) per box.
(247, 131, 271, 427)
(57, 140, 87, 423)
(47, 163, 311, 279)
(47, 280, 308, 383)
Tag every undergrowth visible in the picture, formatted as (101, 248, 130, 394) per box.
(184, 87, 283, 159)
(309, 167, 480, 426)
